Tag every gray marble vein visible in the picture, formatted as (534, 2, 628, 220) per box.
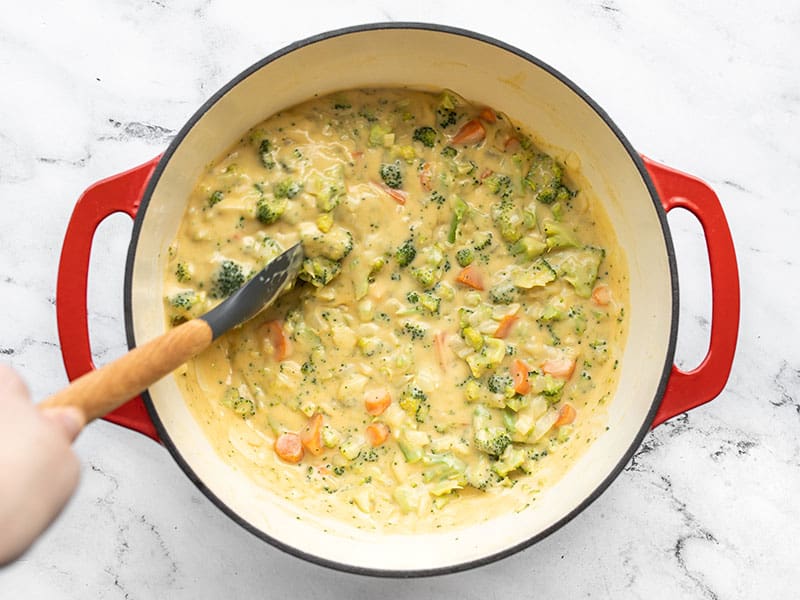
(0, 0, 797, 598)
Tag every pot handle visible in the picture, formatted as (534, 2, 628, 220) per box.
(56, 157, 162, 442)
(641, 156, 740, 427)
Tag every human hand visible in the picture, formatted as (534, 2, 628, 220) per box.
(0, 364, 82, 566)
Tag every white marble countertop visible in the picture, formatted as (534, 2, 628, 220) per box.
(1, 1, 796, 597)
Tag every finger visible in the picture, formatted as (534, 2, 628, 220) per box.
(39, 406, 85, 443)
(0, 363, 31, 403)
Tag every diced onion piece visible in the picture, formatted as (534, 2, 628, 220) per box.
(529, 410, 560, 443)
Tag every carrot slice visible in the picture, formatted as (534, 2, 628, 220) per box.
(493, 314, 519, 339)
(300, 413, 324, 456)
(554, 403, 577, 427)
(511, 359, 531, 395)
(455, 264, 484, 290)
(274, 432, 304, 463)
(375, 182, 408, 205)
(365, 422, 390, 447)
(541, 358, 576, 379)
(592, 284, 611, 306)
(419, 161, 433, 191)
(503, 136, 521, 153)
(351, 150, 364, 160)
(451, 119, 486, 145)
(262, 320, 291, 361)
(364, 389, 392, 416)
(478, 106, 497, 123)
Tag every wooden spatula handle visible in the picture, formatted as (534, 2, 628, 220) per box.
(40, 318, 213, 428)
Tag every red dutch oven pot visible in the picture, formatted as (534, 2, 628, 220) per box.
(55, 24, 739, 576)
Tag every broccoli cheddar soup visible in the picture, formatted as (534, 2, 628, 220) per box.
(164, 88, 628, 532)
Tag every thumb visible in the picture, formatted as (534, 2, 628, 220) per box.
(0, 363, 30, 401)
(39, 406, 85, 443)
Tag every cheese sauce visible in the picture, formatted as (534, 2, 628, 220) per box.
(164, 88, 628, 533)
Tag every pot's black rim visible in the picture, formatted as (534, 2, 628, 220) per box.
(124, 21, 679, 579)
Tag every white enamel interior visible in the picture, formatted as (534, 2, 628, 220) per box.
(128, 28, 675, 573)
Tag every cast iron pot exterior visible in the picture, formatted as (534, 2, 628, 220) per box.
(56, 24, 739, 576)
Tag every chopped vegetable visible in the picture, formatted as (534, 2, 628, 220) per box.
(418, 161, 433, 191)
(448, 197, 468, 244)
(487, 373, 514, 395)
(395, 239, 417, 267)
(300, 413, 325, 456)
(489, 282, 518, 305)
(273, 179, 303, 199)
(451, 119, 486, 145)
(530, 372, 566, 399)
(462, 326, 484, 351)
(484, 173, 513, 199)
(298, 256, 342, 287)
(210, 260, 245, 298)
(174, 262, 192, 283)
(261, 320, 291, 361)
(365, 422, 390, 447)
(307, 165, 345, 211)
(340, 435, 366, 461)
(369, 123, 392, 146)
(455, 247, 474, 267)
(553, 403, 577, 427)
(399, 385, 429, 422)
(511, 359, 531, 394)
(541, 358, 576, 379)
(255, 194, 287, 224)
(478, 106, 497, 123)
(379, 161, 404, 189)
(258, 139, 275, 169)
(555, 247, 606, 297)
(504, 136, 521, 153)
(473, 426, 511, 457)
(300, 224, 354, 261)
(376, 182, 408, 204)
(510, 236, 547, 260)
(510, 258, 557, 289)
(365, 389, 392, 416)
(542, 220, 580, 250)
(455, 264, 484, 290)
(592, 284, 612, 306)
(494, 314, 519, 339)
(524, 154, 573, 204)
(168, 290, 200, 312)
(274, 433, 304, 463)
(412, 126, 437, 147)
(492, 199, 523, 243)
(208, 190, 224, 207)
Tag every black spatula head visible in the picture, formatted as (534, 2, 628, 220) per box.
(201, 243, 304, 340)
